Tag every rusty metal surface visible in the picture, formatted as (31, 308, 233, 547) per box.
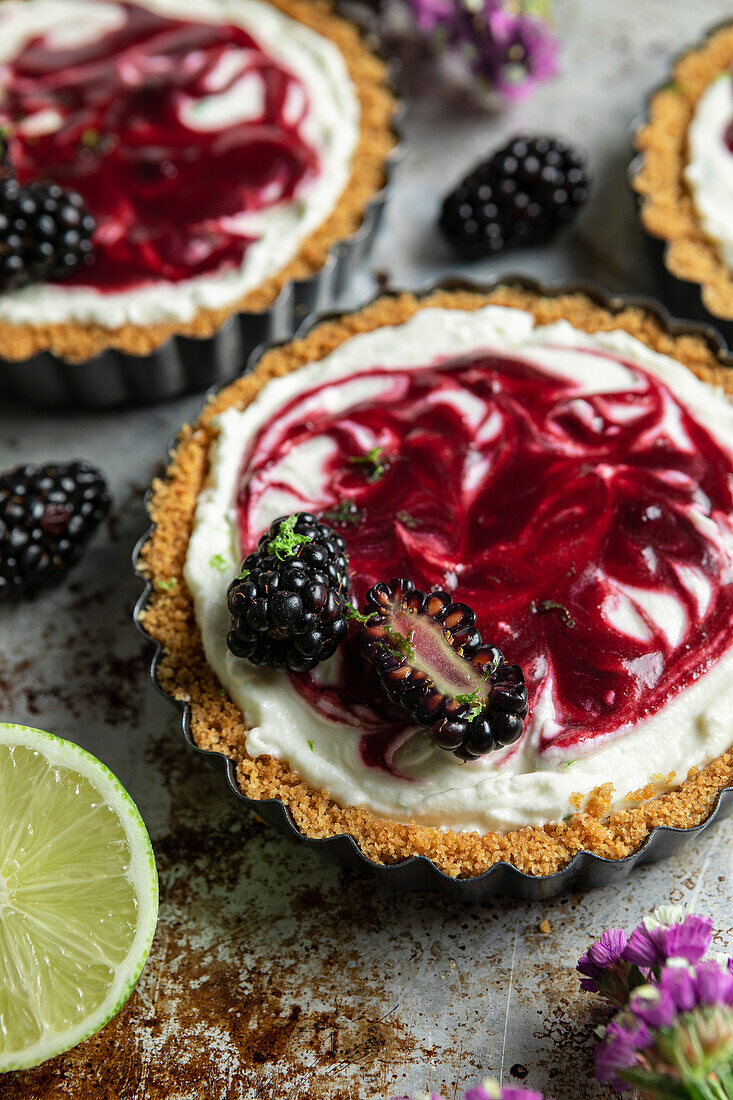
(1, 0, 733, 1095)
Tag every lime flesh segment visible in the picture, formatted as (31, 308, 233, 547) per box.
(0, 724, 158, 1072)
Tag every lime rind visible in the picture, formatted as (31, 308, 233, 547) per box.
(0, 724, 159, 1073)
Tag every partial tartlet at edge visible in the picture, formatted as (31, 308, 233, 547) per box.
(632, 22, 733, 330)
(0, 0, 398, 365)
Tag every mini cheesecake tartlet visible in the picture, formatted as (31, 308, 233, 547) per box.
(138, 285, 733, 879)
(0, 0, 396, 400)
(632, 22, 733, 338)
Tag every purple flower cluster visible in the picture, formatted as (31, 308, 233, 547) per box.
(392, 1080, 549, 1100)
(624, 908, 713, 969)
(390, 0, 560, 102)
(577, 928, 639, 1008)
(578, 907, 733, 1099)
(596, 960, 733, 1094)
(577, 907, 714, 1007)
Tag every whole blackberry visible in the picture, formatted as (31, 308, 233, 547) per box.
(359, 578, 529, 760)
(0, 461, 110, 599)
(439, 135, 590, 259)
(0, 177, 96, 291)
(227, 513, 351, 672)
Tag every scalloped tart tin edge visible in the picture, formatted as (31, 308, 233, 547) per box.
(132, 274, 733, 900)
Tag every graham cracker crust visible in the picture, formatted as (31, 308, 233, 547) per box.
(0, 0, 397, 364)
(632, 23, 733, 321)
(138, 286, 733, 880)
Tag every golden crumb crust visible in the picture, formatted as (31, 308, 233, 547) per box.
(138, 286, 733, 880)
(632, 23, 733, 320)
(0, 0, 397, 363)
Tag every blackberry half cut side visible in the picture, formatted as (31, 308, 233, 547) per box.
(358, 579, 529, 760)
(227, 513, 351, 673)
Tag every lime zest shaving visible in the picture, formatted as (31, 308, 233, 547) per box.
(345, 603, 375, 625)
(266, 515, 312, 561)
(531, 598, 576, 630)
(455, 690, 485, 722)
(155, 577, 177, 592)
(209, 553, 228, 573)
(321, 500, 363, 526)
(383, 624, 414, 661)
(396, 510, 419, 529)
(348, 446, 389, 484)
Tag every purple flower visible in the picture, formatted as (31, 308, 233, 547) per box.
(406, 0, 455, 33)
(392, 1083, 549, 1100)
(693, 960, 733, 1008)
(578, 929, 627, 989)
(623, 909, 713, 969)
(595, 1015, 651, 1093)
(478, 8, 559, 101)
(654, 962, 699, 1013)
(627, 985, 676, 1030)
(496, 1089, 546, 1100)
(399, 0, 559, 103)
(577, 929, 643, 1008)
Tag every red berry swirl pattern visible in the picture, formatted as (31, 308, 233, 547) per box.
(0, 1, 319, 289)
(236, 346, 733, 758)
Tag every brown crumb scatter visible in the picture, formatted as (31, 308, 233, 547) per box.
(138, 285, 733, 880)
(539, 920, 551, 935)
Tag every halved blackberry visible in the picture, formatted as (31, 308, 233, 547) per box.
(0, 177, 96, 291)
(227, 513, 350, 672)
(0, 461, 110, 599)
(439, 135, 590, 259)
(358, 578, 528, 760)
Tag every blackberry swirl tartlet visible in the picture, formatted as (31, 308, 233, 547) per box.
(137, 284, 733, 884)
(0, 0, 397, 405)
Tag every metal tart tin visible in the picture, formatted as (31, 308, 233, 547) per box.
(0, 46, 403, 410)
(133, 274, 733, 900)
(629, 20, 733, 348)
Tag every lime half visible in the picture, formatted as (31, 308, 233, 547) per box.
(0, 724, 158, 1072)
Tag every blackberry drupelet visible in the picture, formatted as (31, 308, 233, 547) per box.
(0, 177, 96, 291)
(439, 135, 590, 259)
(227, 513, 350, 672)
(0, 461, 111, 599)
(359, 578, 528, 760)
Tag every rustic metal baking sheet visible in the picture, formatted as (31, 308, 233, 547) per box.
(1, 1, 732, 1095)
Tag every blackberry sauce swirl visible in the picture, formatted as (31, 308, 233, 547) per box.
(236, 345, 733, 766)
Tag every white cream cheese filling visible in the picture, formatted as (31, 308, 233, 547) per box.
(685, 72, 733, 269)
(0, 0, 359, 327)
(185, 305, 733, 834)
